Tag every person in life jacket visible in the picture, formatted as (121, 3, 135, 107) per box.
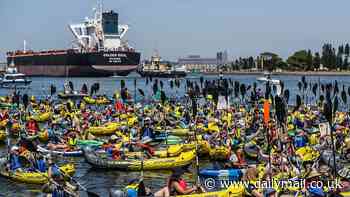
(26, 117, 39, 135)
(141, 119, 154, 144)
(9, 146, 22, 171)
(36, 155, 47, 173)
(124, 179, 152, 197)
(67, 132, 77, 150)
(103, 135, 124, 160)
(42, 156, 77, 196)
(154, 167, 199, 197)
(294, 131, 307, 148)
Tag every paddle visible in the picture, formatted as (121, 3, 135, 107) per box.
(323, 92, 337, 178)
(57, 167, 100, 197)
(47, 147, 99, 197)
(190, 90, 201, 186)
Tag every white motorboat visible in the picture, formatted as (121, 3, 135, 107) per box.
(0, 67, 31, 88)
(257, 72, 281, 85)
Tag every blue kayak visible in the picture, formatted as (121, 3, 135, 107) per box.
(199, 168, 243, 181)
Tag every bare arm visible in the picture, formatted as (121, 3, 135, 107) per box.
(172, 182, 197, 195)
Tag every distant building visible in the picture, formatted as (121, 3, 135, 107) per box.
(178, 51, 228, 72)
(216, 51, 228, 66)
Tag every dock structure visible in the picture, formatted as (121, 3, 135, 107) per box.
(0, 62, 6, 72)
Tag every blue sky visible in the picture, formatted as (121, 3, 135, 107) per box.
(1, 0, 350, 62)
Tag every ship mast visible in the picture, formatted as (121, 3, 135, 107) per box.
(23, 40, 26, 53)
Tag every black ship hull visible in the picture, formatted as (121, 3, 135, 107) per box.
(7, 50, 141, 77)
(138, 70, 187, 78)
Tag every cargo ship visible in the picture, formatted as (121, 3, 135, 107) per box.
(138, 54, 187, 78)
(6, 2, 140, 77)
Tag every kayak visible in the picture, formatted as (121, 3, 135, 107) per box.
(154, 134, 183, 144)
(83, 147, 196, 170)
(84, 96, 110, 105)
(0, 103, 16, 109)
(199, 168, 243, 180)
(37, 145, 83, 157)
(209, 146, 230, 160)
(27, 112, 52, 122)
(155, 128, 192, 136)
(111, 182, 245, 197)
(125, 144, 192, 158)
(177, 184, 245, 197)
(0, 162, 75, 184)
(295, 146, 320, 162)
(77, 139, 104, 147)
(86, 122, 119, 135)
(58, 92, 88, 99)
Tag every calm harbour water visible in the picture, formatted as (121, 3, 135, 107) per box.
(1, 72, 350, 197)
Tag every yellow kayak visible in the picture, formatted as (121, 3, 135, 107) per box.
(84, 148, 196, 171)
(178, 184, 245, 197)
(155, 128, 192, 136)
(209, 145, 230, 160)
(295, 146, 320, 162)
(87, 122, 119, 135)
(28, 112, 52, 122)
(83, 96, 96, 105)
(0, 164, 75, 184)
(125, 144, 193, 158)
(84, 96, 110, 105)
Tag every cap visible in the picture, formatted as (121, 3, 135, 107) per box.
(11, 146, 19, 151)
(111, 135, 119, 140)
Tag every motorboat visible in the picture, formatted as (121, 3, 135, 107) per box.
(0, 67, 31, 88)
(256, 72, 281, 85)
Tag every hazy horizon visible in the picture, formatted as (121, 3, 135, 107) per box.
(1, 0, 350, 62)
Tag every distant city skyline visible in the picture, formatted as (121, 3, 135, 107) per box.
(1, 0, 350, 62)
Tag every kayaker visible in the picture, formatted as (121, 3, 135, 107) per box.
(141, 118, 154, 143)
(26, 117, 39, 135)
(47, 157, 64, 184)
(67, 132, 78, 150)
(8, 146, 22, 172)
(242, 167, 269, 197)
(154, 167, 198, 197)
(36, 155, 47, 173)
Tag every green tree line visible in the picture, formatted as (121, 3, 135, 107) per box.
(222, 43, 350, 71)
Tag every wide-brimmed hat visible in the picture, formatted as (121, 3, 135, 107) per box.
(319, 165, 330, 174)
(306, 169, 322, 179)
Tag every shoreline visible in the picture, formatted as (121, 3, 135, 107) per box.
(202, 71, 350, 76)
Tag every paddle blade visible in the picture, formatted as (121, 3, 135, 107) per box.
(121, 80, 125, 89)
(138, 89, 145, 97)
(283, 89, 290, 104)
(333, 96, 339, 113)
(298, 81, 302, 92)
(341, 90, 347, 104)
(312, 84, 317, 97)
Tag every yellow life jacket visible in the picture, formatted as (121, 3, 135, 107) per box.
(68, 137, 77, 146)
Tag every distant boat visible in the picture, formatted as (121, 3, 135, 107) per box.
(256, 72, 281, 85)
(138, 55, 187, 78)
(0, 67, 31, 88)
(186, 70, 201, 79)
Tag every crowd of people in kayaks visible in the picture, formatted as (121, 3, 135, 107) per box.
(1, 76, 350, 197)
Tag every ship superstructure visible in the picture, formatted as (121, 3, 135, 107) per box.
(6, 1, 140, 77)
